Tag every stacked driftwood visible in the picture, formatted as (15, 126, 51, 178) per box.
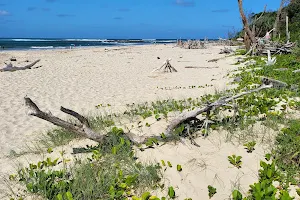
(219, 47, 234, 54)
(259, 41, 295, 55)
(177, 40, 206, 49)
(152, 59, 177, 73)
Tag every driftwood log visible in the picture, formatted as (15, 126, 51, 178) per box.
(25, 97, 160, 145)
(164, 77, 286, 136)
(0, 60, 41, 72)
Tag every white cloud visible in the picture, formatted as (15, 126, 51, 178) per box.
(0, 10, 9, 16)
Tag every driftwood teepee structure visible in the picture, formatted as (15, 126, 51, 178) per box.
(152, 59, 177, 73)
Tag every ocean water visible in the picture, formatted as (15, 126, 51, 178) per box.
(0, 38, 178, 50)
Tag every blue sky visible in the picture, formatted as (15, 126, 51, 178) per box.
(0, 0, 281, 39)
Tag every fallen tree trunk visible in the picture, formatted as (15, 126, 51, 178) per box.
(1, 60, 41, 72)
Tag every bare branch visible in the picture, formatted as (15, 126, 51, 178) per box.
(164, 81, 277, 135)
(25, 97, 105, 142)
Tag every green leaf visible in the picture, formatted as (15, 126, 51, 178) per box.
(232, 190, 243, 200)
(168, 186, 175, 199)
(265, 153, 271, 161)
(65, 191, 73, 200)
(47, 147, 53, 153)
(149, 196, 160, 200)
(208, 185, 217, 198)
(56, 194, 63, 200)
(177, 164, 182, 172)
(112, 146, 117, 155)
(160, 132, 167, 139)
(161, 160, 166, 166)
(267, 169, 273, 178)
(141, 192, 151, 200)
(119, 183, 127, 189)
(167, 161, 172, 168)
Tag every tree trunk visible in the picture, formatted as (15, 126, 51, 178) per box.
(273, 0, 285, 38)
(244, 31, 251, 51)
(237, 0, 257, 47)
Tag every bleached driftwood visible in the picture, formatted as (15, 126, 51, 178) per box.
(164, 78, 285, 136)
(25, 97, 160, 145)
(152, 59, 177, 73)
(219, 47, 233, 54)
(265, 50, 276, 66)
(293, 69, 300, 73)
(185, 66, 219, 69)
(0, 60, 41, 72)
(178, 40, 206, 49)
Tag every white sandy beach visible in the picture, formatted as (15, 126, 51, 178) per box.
(0, 44, 274, 199)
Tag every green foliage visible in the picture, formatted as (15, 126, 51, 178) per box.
(275, 120, 300, 185)
(40, 128, 78, 148)
(232, 160, 294, 200)
(11, 127, 162, 200)
(235, 49, 247, 55)
(243, 141, 256, 153)
(207, 185, 217, 199)
(16, 157, 71, 199)
(228, 155, 242, 169)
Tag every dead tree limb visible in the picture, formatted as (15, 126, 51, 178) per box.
(25, 97, 159, 145)
(164, 79, 280, 135)
(25, 97, 105, 142)
(1, 60, 41, 72)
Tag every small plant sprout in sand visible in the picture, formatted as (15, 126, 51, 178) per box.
(228, 155, 242, 169)
(176, 164, 182, 172)
(243, 141, 256, 153)
(265, 50, 277, 66)
(168, 186, 176, 199)
(265, 153, 272, 161)
(208, 185, 217, 199)
(232, 190, 243, 200)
